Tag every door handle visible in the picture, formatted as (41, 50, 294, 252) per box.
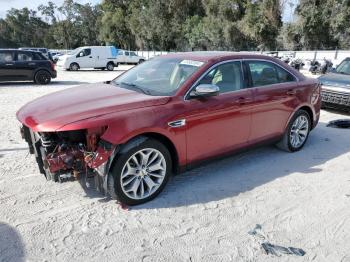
(28, 63, 36, 66)
(286, 89, 297, 95)
(237, 97, 252, 105)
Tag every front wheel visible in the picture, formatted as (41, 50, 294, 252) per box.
(69, 63, 79, 71)
(276, 110, 311, 152)
(108, 138, 172, 205)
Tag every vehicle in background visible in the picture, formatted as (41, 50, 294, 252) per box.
(0, 49, 56, 84)
(56, 46, 118, 71)
(289, 58, 305, 71)
(17, 52, 321, 205)
(115, 50, 145, 65)
(50, 51, 63, 63)
(319, 57, 350, 111)
(19, 47, 54, 62)
(19, 47, 49, 54)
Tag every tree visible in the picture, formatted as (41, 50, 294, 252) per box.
(242, 0, 282, 50)
(39, 0, 102, 49)
(0, 8, 51, 48)
(293, 0, 337, 50)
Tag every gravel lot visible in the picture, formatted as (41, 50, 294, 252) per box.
(0, 68, 350, 262)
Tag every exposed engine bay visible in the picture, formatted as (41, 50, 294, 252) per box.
(20, 125, 115, 191)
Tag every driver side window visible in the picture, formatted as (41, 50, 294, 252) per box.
(77, 49, 91, 57)
(198, 61, 243, 93)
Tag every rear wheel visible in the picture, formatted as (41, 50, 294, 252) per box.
(276, 109, 311, 152)
(108, 138, 171, 205)
(34, 70, 51, 85)
(69, 63, 79, 71)
(106, 62, 114, 71)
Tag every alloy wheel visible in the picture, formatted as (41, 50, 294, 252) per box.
(120, 148, 166, 200)
(290, 115, 309, 148)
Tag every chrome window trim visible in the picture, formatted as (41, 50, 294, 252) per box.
(184, 59, 244, 101)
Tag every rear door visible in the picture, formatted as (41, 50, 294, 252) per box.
(0, 50, 16, 81)
(244, 60, 299, 143)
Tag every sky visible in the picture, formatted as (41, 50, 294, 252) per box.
(0, 0, 101, 18)
(281, 0, 299, 23)
(0, 0, 299, 22)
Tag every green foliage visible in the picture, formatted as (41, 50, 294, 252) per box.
(2, 0, 349, 51)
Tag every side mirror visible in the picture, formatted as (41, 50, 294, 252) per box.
(190, 84, 220, 98)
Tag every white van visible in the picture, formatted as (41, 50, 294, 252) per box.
(56, 46, 118, 71)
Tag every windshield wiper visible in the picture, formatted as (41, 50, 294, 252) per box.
(118, 82, 151, 95)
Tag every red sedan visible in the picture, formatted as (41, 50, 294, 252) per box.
(17, 52, 321, 205)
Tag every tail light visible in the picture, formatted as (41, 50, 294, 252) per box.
(50, 61, 56, 71)
(311, 82, 321, 104)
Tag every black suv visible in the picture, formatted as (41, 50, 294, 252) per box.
(0, 49, 57, 84)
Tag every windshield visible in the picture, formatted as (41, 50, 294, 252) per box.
(113, 57, 204, 96)
(335, 59, 350, 75)
(68, 48, 83, 56)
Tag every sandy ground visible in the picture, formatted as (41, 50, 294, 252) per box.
(0, 67, 350, 262)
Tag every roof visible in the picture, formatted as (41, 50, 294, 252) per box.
(160, 51, 272, 62)
(0, 49, 41, 53)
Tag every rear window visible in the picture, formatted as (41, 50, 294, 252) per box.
(0, 51, 15, 62)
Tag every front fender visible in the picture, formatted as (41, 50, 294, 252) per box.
(57, 106, 187, 167)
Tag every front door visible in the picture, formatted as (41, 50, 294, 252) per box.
(76, 48, 93, 68)
(244, 60, 299, 143)
(184, 61, 253, 163)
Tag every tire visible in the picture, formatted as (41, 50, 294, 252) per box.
(34, 70, 51, 85)
(276, 109, 311, 152)
(106, 62, 114, 71)
(108, 137, 172, 205)
(138, 59, 145, 64)
(69, 63, 79, 71)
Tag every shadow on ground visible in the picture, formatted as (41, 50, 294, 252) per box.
(132, 121, 349, 209)
(0, 223, 25, 262)
(68, 115, 349, 208)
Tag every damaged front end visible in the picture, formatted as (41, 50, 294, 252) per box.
(21, 125, 116, 191)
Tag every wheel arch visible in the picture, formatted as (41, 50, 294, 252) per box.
(298, 105, 314, 128)
(33, 68, 52, 79)
(110, 132, 180, 175)
(70, 62, 80, 69)
(284, 104, 315, 133)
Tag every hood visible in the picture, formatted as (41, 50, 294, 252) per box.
(318, 73, 350, 89)
(17, 83, 170, 131)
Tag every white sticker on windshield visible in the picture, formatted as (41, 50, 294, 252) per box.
(180, 60, 204, 67)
